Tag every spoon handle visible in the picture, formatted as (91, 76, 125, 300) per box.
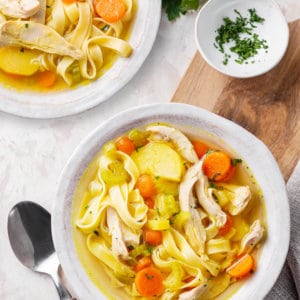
(51, 267, 73, 300)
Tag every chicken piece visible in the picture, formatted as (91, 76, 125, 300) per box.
(195, 159, 227, 228)
(240, 220, 264, 254)
(226, 185, 251, 215)
(0, 0, 40, 18)
(146, 125, 198, 163)
(0, 21, 84, 59)
(107, 207, 129, 260)
(121, 223, 140, 248)
(179, 283, 207, 300)
(30, 0, 46, 24)
(179, 161, 206, 254)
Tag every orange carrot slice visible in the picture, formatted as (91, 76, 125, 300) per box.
(135, 174, 156, 198)
(135, 266, 164, 297)
(62, 0, 77, 4)
(37, 71, 57, 88)
(135, 256, 152, 272)
(115, 136, 135, 155)
(192, 141, 210, 159)
(143, 229, 163, 246)
(202, 151, 233, 182)
(219, 214, 233, 236)
(144, 197, 155, 209)
(95, 0, 126, 23)
(227, 253, 255, 278)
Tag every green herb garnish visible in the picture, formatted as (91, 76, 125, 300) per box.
(215, 8, 268, 65)
(162, 0, 202, 21)
(231, 158, 243, 166)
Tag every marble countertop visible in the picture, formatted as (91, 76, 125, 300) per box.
(1, 1, 299, 299)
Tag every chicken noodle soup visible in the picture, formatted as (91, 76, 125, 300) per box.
(0, 0, 135, 91)
(72, 124, 266, 299)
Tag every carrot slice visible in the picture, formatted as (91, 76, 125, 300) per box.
(143, 229, 163, 246)
(221, 165, 236, 182)
(62, 0, 77, 4)
(144, 197, 155, 209)
(202, 151, 232, 182)
(192, 141, 210, 159)
(219, 214, 233, 236)
(37, 71, 57, 88)
(95, 0, 126, 23)
(135, 256, 152, 272)
(227, 253, 255, 278)
(135, 174, 156, 198)
(135, 266, 164, 297)
(115, 136, 135, 155)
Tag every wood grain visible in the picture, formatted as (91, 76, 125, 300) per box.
(172, 20, 300, 181)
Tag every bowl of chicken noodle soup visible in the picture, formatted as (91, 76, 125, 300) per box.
(0, 0, 161, 118)
(53, 103, 290, 300)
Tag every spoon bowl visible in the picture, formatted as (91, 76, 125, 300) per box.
(7, 201, 72, 300)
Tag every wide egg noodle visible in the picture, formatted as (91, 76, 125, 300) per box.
(162, 229, 221, 277)
(46, 0, 66, 35)
(39, 0, 133, 85)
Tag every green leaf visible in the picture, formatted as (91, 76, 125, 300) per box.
(162, 0, 182, 21)
(180, 0, 200, 12)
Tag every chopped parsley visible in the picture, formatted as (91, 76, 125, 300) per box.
(214, 8, 268, 65)
(145, 273, 154, 280)
(231, 158, 243, 166)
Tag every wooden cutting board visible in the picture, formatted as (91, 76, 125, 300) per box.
(172, 20, 300, 181)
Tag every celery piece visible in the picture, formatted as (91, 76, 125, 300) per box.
(147, 219, 170, 230)
(100, 161, 129, 186)
(171, 211, 191, 231)
(155, 194, 180, 219)
(102, 141, 116, 155)
(129, 244, 152, 258)
(128, 129, 149, 147)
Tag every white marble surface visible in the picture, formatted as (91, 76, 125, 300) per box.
(1, 2, 299, 300)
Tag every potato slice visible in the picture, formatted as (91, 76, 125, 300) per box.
(132, 142, 183, 182)
(0, 46, 41, 75)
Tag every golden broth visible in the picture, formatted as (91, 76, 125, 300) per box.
(72, 125, 266, 300)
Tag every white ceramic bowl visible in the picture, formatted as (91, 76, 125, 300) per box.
(53, 103, 290, 300)
(195, 0, 289, 78)
(0, 0, 161, 119)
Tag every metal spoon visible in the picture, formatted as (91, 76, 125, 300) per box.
(7, 201, 73, 300)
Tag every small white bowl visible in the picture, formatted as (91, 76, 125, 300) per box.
(195, 0, 289, 78)
(52, 103, 290, 300)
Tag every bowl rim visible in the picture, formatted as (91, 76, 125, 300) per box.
(0, 0, 162, 119)
(52, 103, 290, 299)
(194, 0, 290, 78)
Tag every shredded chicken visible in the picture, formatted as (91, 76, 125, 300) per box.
(240, 220, 264, 254)
(0, 21, 84, 59)
(121, 224, 140, 248)
(195, 159, 227, 228)
(179, 161, 206, 254)
(146, 125, 198, 163)
(0, 0, 40, 18)
(226, 186, 251, 215)
(107, 207, 129, 259)
(178, 283, 207, 300)
(30, 0, 46, 24)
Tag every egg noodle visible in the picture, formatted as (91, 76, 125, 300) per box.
(0, 0, 133, 86)
(75, 124, 265, 299)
